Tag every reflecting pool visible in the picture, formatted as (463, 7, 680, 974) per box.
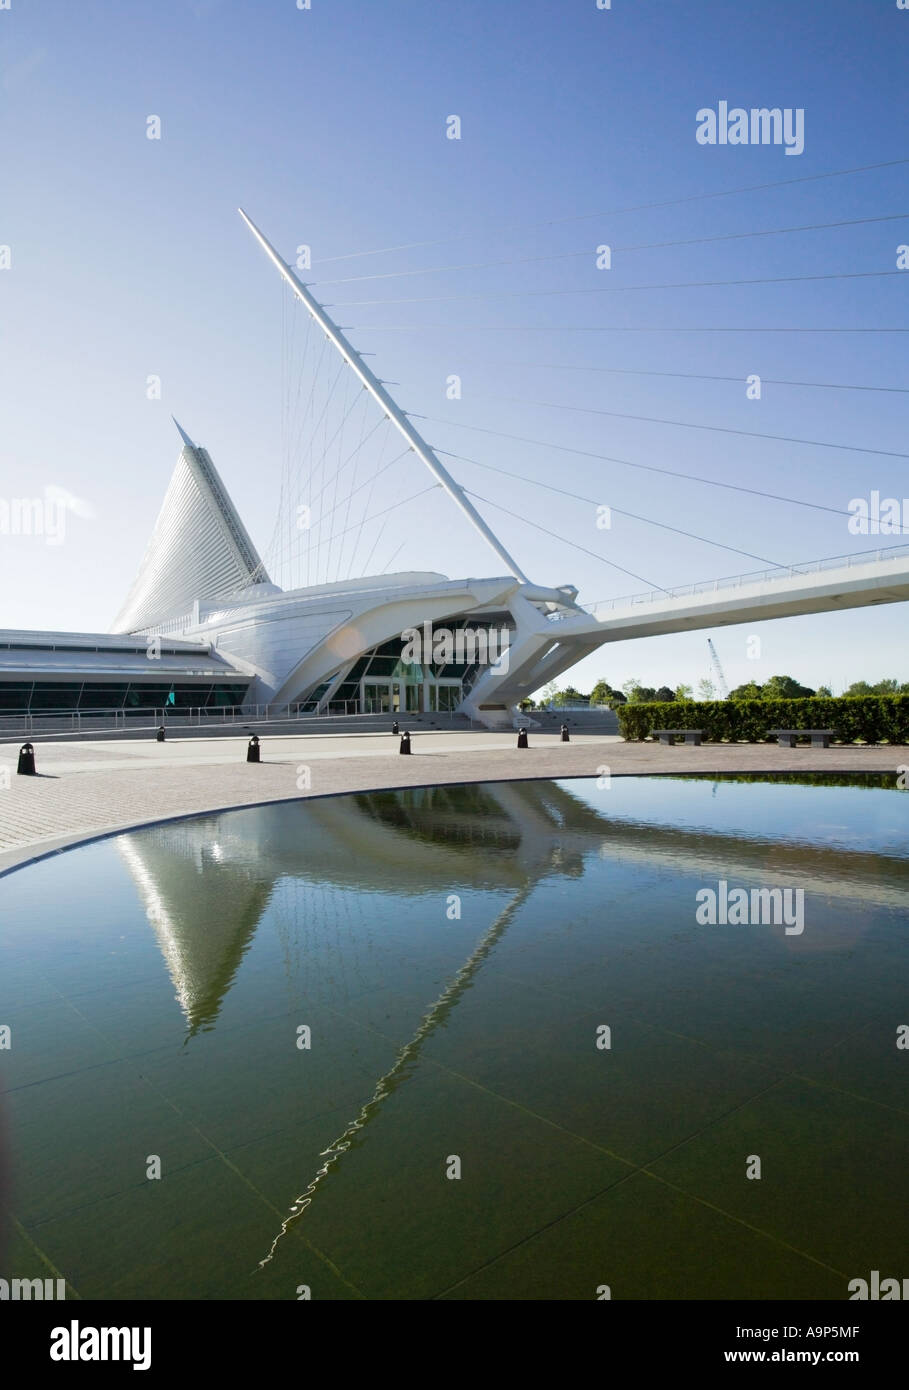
(1, 775, 907, 1299)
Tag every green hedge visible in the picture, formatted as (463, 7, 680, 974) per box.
(616, 695, 909, 744)
(672, 772, 900, 789)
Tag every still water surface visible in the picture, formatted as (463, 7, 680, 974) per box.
(1, 775, 906, 1299)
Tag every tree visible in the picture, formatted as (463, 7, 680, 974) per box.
(729, 681, 763, 700)
(844, 678, 908, 696)
(674, 683, 694, 701)
(552, 685, 587, 707)
(815, 685, 833, 698)
(697, 678, 716, 701)
(540, 681, 559, 706)
(589, 679, 625, 706)
(623, 679, 660, 703)
(762, 674, 815, 699)
(654, 686, 675, 703)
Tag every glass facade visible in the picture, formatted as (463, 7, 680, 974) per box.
(0, 681, 250, 715)
(299, 616, 513, 714)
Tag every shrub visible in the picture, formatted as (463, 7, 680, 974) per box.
(615, 695, 909, 744)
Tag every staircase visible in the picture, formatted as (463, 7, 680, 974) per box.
(529, 707, 620, 735)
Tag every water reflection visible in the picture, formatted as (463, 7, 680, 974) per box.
(117, 833, 272, 1039)
(258, 882, 533, 1270)
(5, 775, 908, 1299)
(116, 777, 909, 1041)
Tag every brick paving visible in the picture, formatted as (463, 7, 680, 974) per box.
(0, 730, 904, 875)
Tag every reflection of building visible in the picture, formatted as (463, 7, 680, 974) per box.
(117, 828, 272, 1038)
(3, 213, 908, 729)
(117, 779, 908, 1037)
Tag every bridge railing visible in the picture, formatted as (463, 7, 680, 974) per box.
(573, 541, 909, 620)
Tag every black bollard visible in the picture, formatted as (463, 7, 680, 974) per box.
(561, 724, 570, 743)
(247, 735, 261, 763)
(17, 742, 36, 776)
(156, 726, 166, 743)
(517, 727, 529, 749)
(399, 731, 411, 755)
(391, 720, 399, 735)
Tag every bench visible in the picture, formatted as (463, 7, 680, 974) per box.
(653, 728, 703, 747)
(768, 728, 836, 749)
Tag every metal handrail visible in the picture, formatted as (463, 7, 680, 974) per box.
(0, 701, 443, 736)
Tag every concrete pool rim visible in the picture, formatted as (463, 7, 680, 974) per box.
(1, 764, 902, 880)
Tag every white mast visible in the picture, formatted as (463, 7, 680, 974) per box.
(238, 208, 530, 585)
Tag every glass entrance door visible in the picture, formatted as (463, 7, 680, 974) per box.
(363, 682, 392, 713)
(363, 679, 421, 714)
(428, 682, 461, 712)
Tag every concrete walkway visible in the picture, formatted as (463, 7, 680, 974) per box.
(0, 730, 904, 875)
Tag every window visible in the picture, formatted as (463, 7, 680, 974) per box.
(28, 684, 85, 711)
(77, 685, 129, 711)
(0, 683, 34, 711)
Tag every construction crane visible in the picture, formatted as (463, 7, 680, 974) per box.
(707, 638, 730, 700)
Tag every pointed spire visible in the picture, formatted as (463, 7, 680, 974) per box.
(113, 426, 269, 632)
(171, 417, 196, 450)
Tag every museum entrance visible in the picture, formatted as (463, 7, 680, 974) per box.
(361, 680, 422, 714)
(360, 678, 460, 714)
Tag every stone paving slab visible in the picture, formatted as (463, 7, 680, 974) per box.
(0, 732, 904, 876)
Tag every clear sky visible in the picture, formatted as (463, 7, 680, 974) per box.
(0, 0, 906, 697)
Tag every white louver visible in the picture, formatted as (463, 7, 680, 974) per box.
(112, 421, 270, 634)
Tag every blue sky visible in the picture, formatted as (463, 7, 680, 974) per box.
(0, 0, 906, 695)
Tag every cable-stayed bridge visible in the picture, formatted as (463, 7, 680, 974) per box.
(103, 200, 909, 727)
(186, 210, 906, 725)
(5, 176, 905, 733)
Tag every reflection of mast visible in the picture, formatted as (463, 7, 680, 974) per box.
(256, 879, 536, 1272)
